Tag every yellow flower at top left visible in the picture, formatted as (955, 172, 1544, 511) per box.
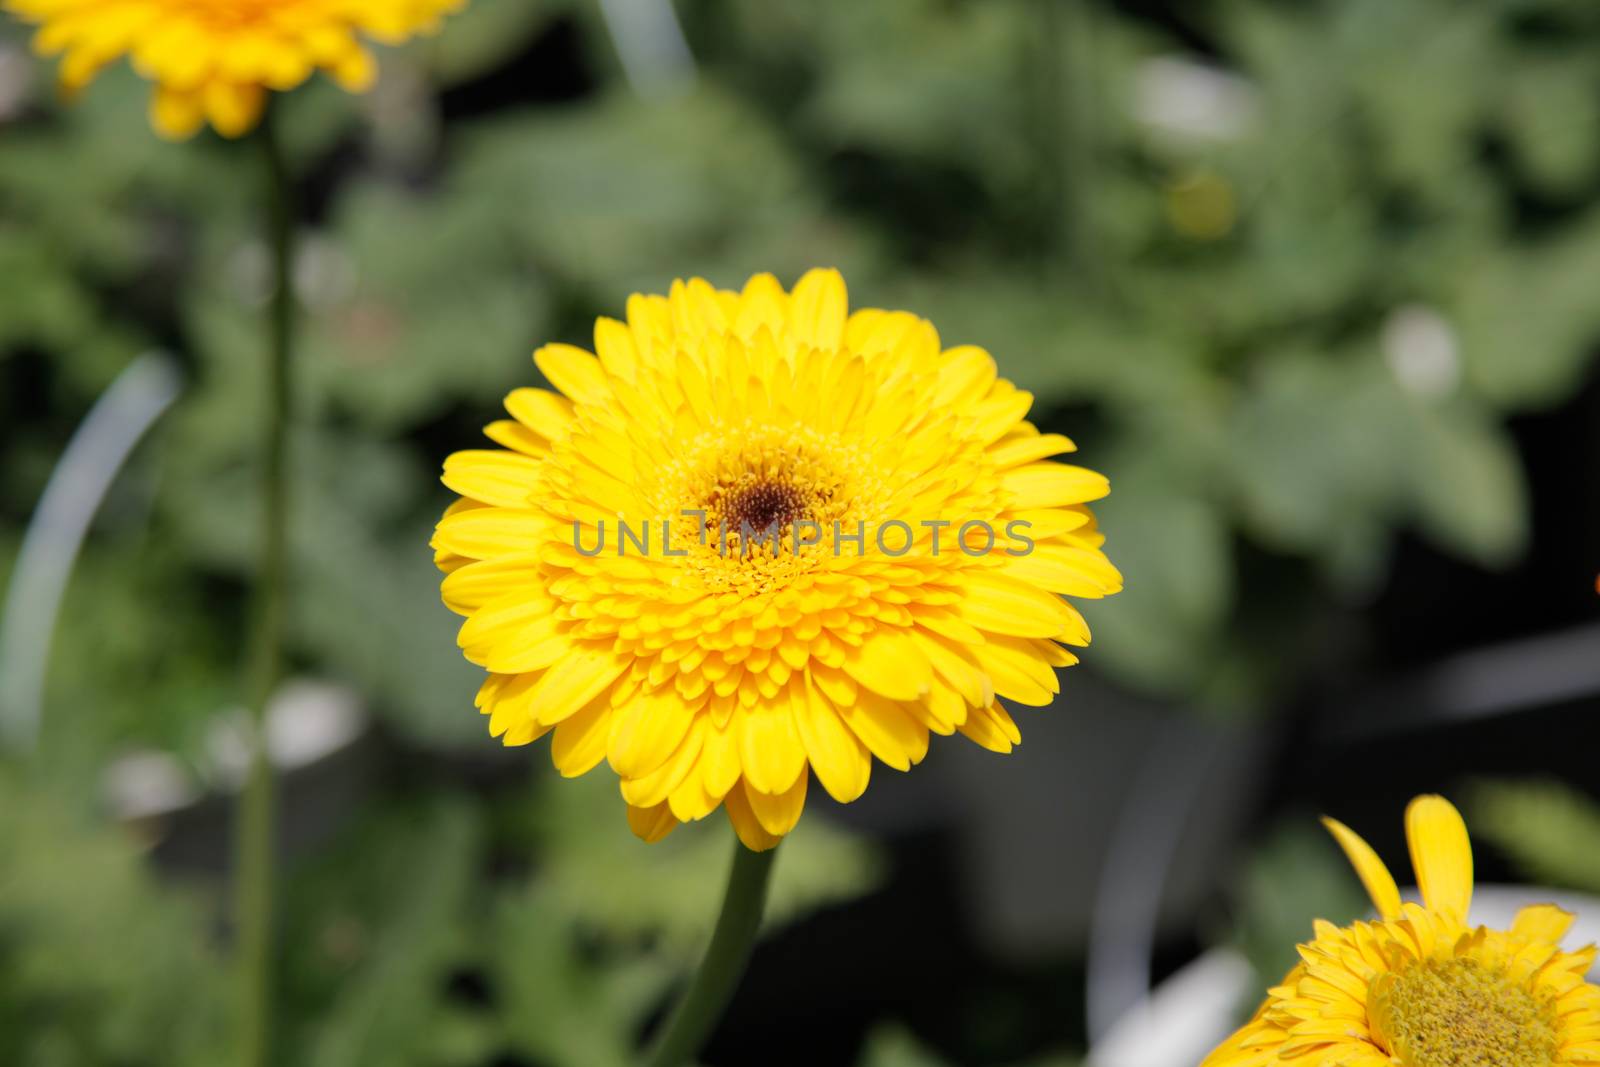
(2, 0, 466, 138)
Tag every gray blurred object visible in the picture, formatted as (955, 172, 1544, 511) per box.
(0, 41, 34, 122)
(840, 673, 1272, 978)
(1324, 621, 1600, 743)
(100, 680, 376, 872)
(136, 679, 377, 872)
(596, 0, 696, 98)
(0, 353, 183, 751)
(1086, 947, 1251, 1067)
(829, 675, 1271, 977)
(1083, 718, 1235, 1043)
(1131, 55, 1261, 144)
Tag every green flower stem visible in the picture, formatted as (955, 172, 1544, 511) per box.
(237, 103, 295, 1067)
(644, 838, 779, 1067)
(1037, 0, 1104, 291)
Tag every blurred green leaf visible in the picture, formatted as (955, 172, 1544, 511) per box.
(1227, 353, 1405, 573)
(1402, 400, 1527, 566)
(1470, 779, 1600, 893)
(1498, 57, 1600, 197)
(1452, 208, 1600, 410)
(452, 88, 860, 294)
(0, 770, 228, 1067)
(1089, 475, 1233, 691)
(427, 0, 564, 85)
(486, 884, 670, 1067)
(283, 796, 494, 1067)
(858, 1027, 954, 1067)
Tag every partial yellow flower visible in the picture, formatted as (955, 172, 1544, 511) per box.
(432, 269, 1120, 850)
(1204, 795, 1600, 1067)
(2, 0, 466, 138)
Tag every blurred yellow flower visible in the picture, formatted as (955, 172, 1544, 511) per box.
(432, 269, 1120, 850)
(2, 0, 465, 138)
(1204, 795, 1600, 1067)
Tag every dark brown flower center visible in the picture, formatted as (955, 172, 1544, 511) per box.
(721, 478, 811, 534)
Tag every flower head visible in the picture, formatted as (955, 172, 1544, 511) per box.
(1204, 795, 1600, 1067)
(3, 0, 465, 138)
(432, 269, 1120, 850)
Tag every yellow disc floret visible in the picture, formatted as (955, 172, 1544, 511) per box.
(1370, 957, 1558, 1067)
(1202, 795, 1600, 1067)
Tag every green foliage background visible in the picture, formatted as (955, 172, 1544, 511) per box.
(2, 0, 1599, 1063)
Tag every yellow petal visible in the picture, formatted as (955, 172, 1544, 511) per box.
(149, 85, 204, 140)
(441, 555, 544, 615)
(504, 387, 575, 439)
(933, 345, 998, 407)
(330, 44, 376, 92)
(738, 701, 807, 795)
(1322, 816, 1402, 921)
(787, 268, 847, 351)
(841, 627, 932, 702)
(534, 343, 610, 405)
(989, 432, 1077, 467)
(593, 317, 638, 380)
(441, 450, 541, 509)
(1003, 507, 1092, 541)
(1511, 903, 1575, 945)
(619, 717, 705, 808)
(528, 645, 627, 726)
(1406, 794, 1473, 919)
(744, 772, 807, 837)
(627, 800, 678, 843)
(909, 628, 991, 708)
(958, 701, 1021, 754)
(667, 759, 721, 822)
(483, 419, 547, 457)
(699, 718, 743, 798)
(58, 47, 108, 92)
(724, 783, 781, 852)
(838, 690, 928, 772)
(795, 679, 870, 804)
(1001, 463, 1111, 508)
(969, 387, 1033, 444)
(607, 688, 693, 779)
(550, 693, 610, 777)
(959, 571, 1077, 640)
(458, 598, 568, 673)
(203, 81, 265, 138)
(735, 272, 789, 339)
(1000, 542, 1123, 599)
(481, 673, 540, 744)
(967, 636, 1057, 707)
(1198, 1023, 1261, 1067)
(432, 507, 551, 560)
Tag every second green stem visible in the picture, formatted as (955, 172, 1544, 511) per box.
(237, 103, 295, 1067)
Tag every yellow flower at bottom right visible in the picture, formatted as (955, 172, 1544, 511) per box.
(1204, 795, 1600, 1067)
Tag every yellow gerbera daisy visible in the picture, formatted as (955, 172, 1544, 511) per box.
(2, 0, 465, 138)
(432, 269, 1121, 850)
(1204, 795, 1600, 1067)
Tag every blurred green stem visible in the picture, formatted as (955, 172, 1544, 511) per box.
(237, 103, 295, 1067)
(1039, 0, 1104, 291)
(643, 838, 778, 1067)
